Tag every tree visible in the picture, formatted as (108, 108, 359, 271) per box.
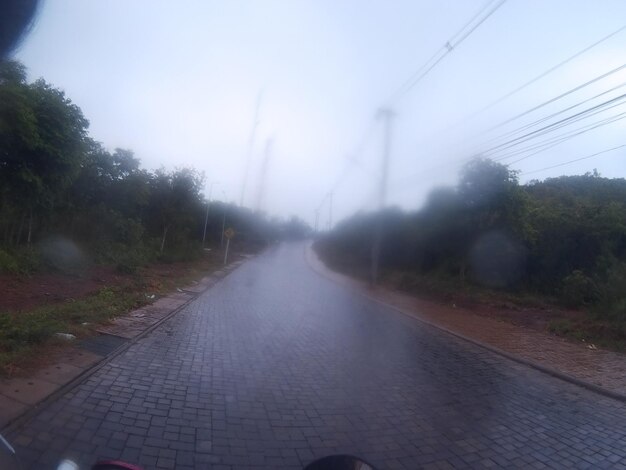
(459, 158, 518, 207)
(147, 168, 204, 253)
(0, 72, 89, 244)
(280, 216, 312, 240)
(0, 60, 286, 273)
(0, 61, 38, 244)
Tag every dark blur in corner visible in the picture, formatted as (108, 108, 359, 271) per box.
(0, 0, 40, 59)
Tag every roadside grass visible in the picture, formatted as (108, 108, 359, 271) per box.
(314, 242, 556, 309)
(395, 271, 626, 351)
(0, 284, 147, 376)
(314, 241, 626, 352)
(383, 269, 556, 310)
(0, 251, 226, 376)
(548, 317, 626, 352)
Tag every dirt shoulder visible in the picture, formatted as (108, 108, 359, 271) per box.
(0, 254, 250, 430)
(0, 253, 223, 313)
(0, 249, 245, 377)
(307, 243, 626, 399)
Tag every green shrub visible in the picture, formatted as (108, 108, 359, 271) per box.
(0, 311, 61, 349)
(0, 247, 41, 274)
(560, 270, 597, 307)
(0, 249, 19, 273)
(595, 262, 626, 321)
(159, 241, 203, 263)
(16, 247, 42, 273)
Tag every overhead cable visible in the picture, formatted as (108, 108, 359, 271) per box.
(476, 24, 626, 117)
(388, 0, 507, 103)
(483, 79, 626, 144)
(482, 93, 626, 156)
(521, 144, 626, 175)
(486, 62, 626, 132)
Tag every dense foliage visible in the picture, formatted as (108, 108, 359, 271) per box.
(0, 60, 308, 273)
(318, 158, 626, 321)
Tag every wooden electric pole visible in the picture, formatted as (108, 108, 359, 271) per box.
(239, 91, 262, 207)
(256, 138, 273, 213)
(370, 108, 395, 286)
(327, 191, 333, 231)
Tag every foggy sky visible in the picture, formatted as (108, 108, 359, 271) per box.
(14, 0, 626, 227)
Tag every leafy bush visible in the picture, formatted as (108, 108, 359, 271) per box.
(560, 270, 598, 307)
(0, 249, 19, 273)
(158, 241, 203, 263)
(0, 311, 61, 350)
(16, 247, 42, 273)
(0, 247, 41, 274)
(548, 319, 582, 339)
(595, 262, 626, 321)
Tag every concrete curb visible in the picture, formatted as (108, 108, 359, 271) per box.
(304, 242, 626, 404)
(2, 258, 248, 435)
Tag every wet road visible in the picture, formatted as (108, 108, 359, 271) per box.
(9, 242, 626, 469)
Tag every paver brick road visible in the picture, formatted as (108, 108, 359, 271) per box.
(8, 242, 626, 469)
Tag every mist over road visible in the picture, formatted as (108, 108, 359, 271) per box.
(10, 242, 626, 469)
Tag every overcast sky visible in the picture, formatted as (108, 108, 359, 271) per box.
(14, 0, 626, 227)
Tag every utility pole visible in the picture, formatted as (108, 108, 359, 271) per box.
(202, 181, 218, 248)
(327, 191, 333, 231)
(370, 107, 395, 286)
(256, 138, 273, 213)
(220, 190, 227, 248)
(239, 91, 262, 207)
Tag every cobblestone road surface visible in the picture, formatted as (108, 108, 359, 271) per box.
(8, 243, 626, 469)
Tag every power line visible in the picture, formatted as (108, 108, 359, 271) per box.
(491, 110, 626, 162)
(318, 0, 508, 215)
(393, 33, 626, 186)
(474, 24, 626, 117)
(486, 61, 626, 133)
(404, 24, 626, 154)
(494, 110, 626, 159)
(324, 1, 507, 210)
(447, 0, 506, 47)
(390, 92, 626, 187)
(389, 105, 626, 192)
(389, 0, 507, 103)
(316, 192, 330, 212)
(386, 30, 626, 193)
(504, 140, 565, 166)
(521, 144, 626, 176)
(458, 64, 626, 162)
(481, 92, 626, 156)
(317, 0, 510, 216)
(330, 118, 379, 192)
(314, 117, 379, 217)
(482, 79, 626, 145)
(447, 0, 500, 45)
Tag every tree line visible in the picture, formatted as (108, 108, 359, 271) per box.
(317, 158, 626, 322)
(0, 60, 309, 273)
